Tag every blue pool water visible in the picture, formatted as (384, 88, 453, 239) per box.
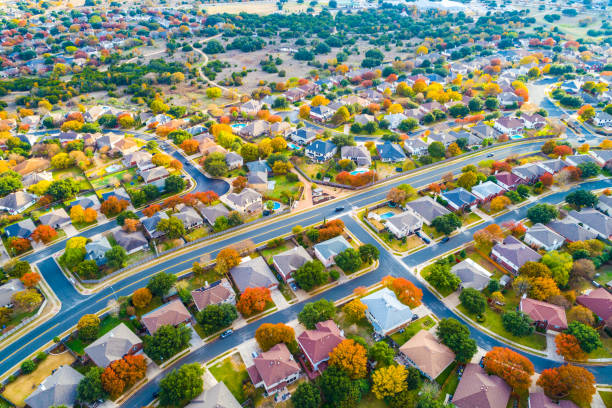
(288, 143, 300, 150)
(106, 164, 122, 173)
(231, 123, 246, 130)
(510, 134, 523, 140)
(379, 211, 395, 219)
(267, 201, 281, 210)
(350, 169, 368, 175)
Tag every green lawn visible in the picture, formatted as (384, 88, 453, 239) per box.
(66, 315, 126, 355)
(184, 227, 209, 242)
(587, 335, 612, 359)
(209, 355, 249, 403)
(356, 392, 389, 408)
(135, 296, 163, 317)
(72, 219, 98, 230)
(90, 168, 137, 190)
(435, 361, 457, 386)
(336, 313, 375, 346)
(260, 243, 290, 264)
(265, 175, 301, 204)
(53, 167, 93, 192)
(0, 397, 13, 408)
(599, 391, 612, 408)
(438, 363, 460, 401)
(461, 211, 481, 226)
(390, 315, 436, 346)
(422, 224, 444, 239)
(596, 265, 612, 287)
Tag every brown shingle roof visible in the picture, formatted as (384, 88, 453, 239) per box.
(141, 299, 191, 334)
(248, 343, 300, 389)
(399, 329, 455, 379)
(452, 363, 511, 408)
(191, 279, 234, 311)
(520, 298, 567, 329)
(13, 158, 50, 175)
(297, 320, 344, 367)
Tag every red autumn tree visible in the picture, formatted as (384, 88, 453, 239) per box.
(428, 183, 442, 194)
(540, 172, 554, 187)
(555, 333, 586, 361)
(163, 195, 183, 210)
(237, 287, 272, 316)
(552, 144, 573, 157)
(232, 176, 247, 193)
(383, 276, 423, 307)
(143, 204, 161, 217)
(180, 139, 199, 155)
(21, 272, 41, 288)
(100, 196, 129, 217)
(492, 161, 512, 173)
(101, 354, 147, 399)
(30, 225, 57, 243)
(195, 191, 219, 204)
(483, 347, 534, 392)
(10, 237, 31, 254)
(318, 219, 345, 242)
(537, 365, 595, 406)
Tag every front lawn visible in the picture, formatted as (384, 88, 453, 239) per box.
(72, 219, 98, 230)
(390, 315, 436, 346)
(209, 354, 249, 404)
(599, 391, 612, 408)
(184, 226, 209, 242)
(66, 315, 126, 355)
(260, 242, 293, 264)
(595, 264, 612, 287)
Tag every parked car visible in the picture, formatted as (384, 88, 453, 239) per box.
(440, 236, 450, 243)
(335, 206, 344, 212)
(220, 329, 233, 338)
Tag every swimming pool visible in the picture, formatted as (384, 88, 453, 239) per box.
(231, 123, 246, 130)
(350, 168, 368, 175)
(510, 134, 524, 140)
(266, 201, 281, 210)
(288, 143, 300, 150)
(106, 164, 123, 173)
(379, 211, 396, 219)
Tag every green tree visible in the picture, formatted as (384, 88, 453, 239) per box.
(105, 245, 127, 269)
(0, 171, 23, 196)
(318, 366, 362, 407)
(157, 216, 186, 239)
(164, 174, 185, 194)
(457, 172, 478, 190)
(116, 211, 138, 226)
(77, 366, 107, 403)
(203, 152, 229, 177)
(566, 321, 602, 353)
(459, 288, 486, 315)
(501, 311, 534, 337)
(335, 248, 362, 273)
(541, 251, 573, 286)
(196, 304, 237, 335)
(293, 260, 329, 291)
(158, 363, 203, 407)
(147, 272, 177, 297)
(436, 318, 477, 363)
(143, 324, 192, 363)
(427, 141, 445, 158)
(298, 299, 336, 329)
(565, 190, 598, 209)
(578, 162, 600, 178)
(426, 263, 460, 292)
(358, 244, 379, 264)
(431, 213, 462, 235)
(527, 204, 559, 224)
(368, 341, 395, 366)
(47, 179, 80, 200)
(292, 382, 321, 408)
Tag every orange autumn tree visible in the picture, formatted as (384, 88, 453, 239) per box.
(100, 196, 129, 217)
(483, 347, 534, 393)
(528, 276, 560, 300)
(180, 139, 200, 154)
(255, 323, 296, 351)
(237, 287, 271, 316)
(143, 204, 161, 217)
(30, 225, 57, 243)
(382, 276, 423, 307)
(20, 272, 41, 288)
(537, 364, 596, 406)
(318, 219, 344, 242)
(555, 333, 586, 361)
(101, 354, 147, 399)
(215, 248, 241, 274)
(84, 208, 98, 223)
(132, 287, 153, 309)
(329, 339, 368, 379)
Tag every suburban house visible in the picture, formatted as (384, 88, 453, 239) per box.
(451, 259, 492, 291)
(470, 122, 502, 141)
(565, 154, 599, 167)
(200, 203, 230, 226)
(270, 121, 293, 137)
(241, 99, 263, 116)
(239, 120, 270, 138)
(175, 206, 204, 230)
(305, 140, 337, 163)
(22, 171, 52, 187)
(539, 159, 568, 174)
(567, 208, 612, 240)
(297, 320, 344, 373)
(0, 191, 37, 214)
(24, 365, 84, 408)
(141, 299, 192, 335)
(520, 297, 568, 332)
(225, 152, 243, 170)
(471, 181, 506, 202)
(491, 235, 542, 274)
(310, 105, 335, 123)
(377, 141, 407, 163)
(451, 363, 511, 408)
(384, 113, 408, 130)
(385, 211, 423, 239)
(528, 392, 579, 408)
(223, 188, 262, 214)
(230, 256, 278, 293)
(547, 218, 597, 243)
(594, 111, 612, 127)
(522, 113, 546, 129)
(404, 138, 429, 156)
(247, 343, 301, 395)
(440, 187, 478, 211)
(404, 196, 450, 225)
(341, 145, 372, 167)
(313, 235, 351, 267)
(185, 382, 242, 408)
(0, 279, 25, 308)
(84, 323, 143, 367)
(494, 116, 524, 135)
(84, 237, 112, 266)
(290, 128, 317, 146)
(399, 329, 455, 380)
(597, 194, 612, 215)
(361, 287, 413, 336)
(13, 158, 49, 177)
(247, 160, 272, 174)
(427, 132, 456, 147)
(142, 212, 169, 240)
(590, 149, 612, 168)
(499, 92, 523, 107)
(140, 166, 170, 188)
(113, 229, 149, 254)
(353, 113, 375, 126)
(69, 195, 100, 211)
(577, 288, 612, 328)
(191, 279, 236, 312)
(524, 223, 564, 251)
(247, 171, 268, 192)
(4, 219, 36, 239)
(511, 163, 549, 183)
(199, 138, 227, 156)
(493, 171, 525, 190)
(272, 246, 313, 283)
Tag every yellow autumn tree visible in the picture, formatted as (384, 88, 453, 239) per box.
(328, 339, 368, 379)
(342, 299, 367, 323)
(372, 365, 408, 399)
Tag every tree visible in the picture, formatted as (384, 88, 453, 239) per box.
(385, 276, 423, 307)
(358, 244, 379, 264)
(335, 248, 362, 273)
(578, 162, 599, 178)
(47, 179, 79, 200)
(372, 365, 407, 399)
(342, 299, 367, 323)
(527, 203, 559, 224)
(21, 359, 35, 374)
(298, 299, 336, 329)
(123, 218, 140, 232)
(541, 251, 573, 286)
(165, 174, 186, 194)
(555, 333, 586, 361)
(431, 213, 462, 235)
(293, 260, 328, 291)
(537, 365, 595, 406)
(518, 262, 552, 278)
(196, 304, 237, 335)
(100, 196, 129, 217)
(146, 272, 177, 297)
(483, 347, 534, 392)
(368, 341, 395, 366)
(157, 216, 186, 239)
(132, 288, 152, 309)
(405, 366, 421, 390)
(216, 248, 241, 275)
(51, 152, 75, 169)
(426, 263, 460, 292)
(567, 305, 595, 326)
(577, 104, 596, 121)
(77, 314, 100, 341)
(292, 382, 321, 408)
(329, 339, 368, 379)
(501, 311, 534, 337)
(565, 321, 602, 353)
(158, 363, 204, 407)
(77, 366, 107, 403)
(204, 152, 228, 177)
(436, 318, 477, 363)
(105, 245, 127, 269)
(490, 195, 511, 212)
(459, 288, 486, 315)
(528, 276, 560, 300)
(143, 324, 191, 362)
(428, 141, 445, 158)
(237, 287, 272, 316)
(318, 366, 362, 407)
(565, 190, 597, 209)
(116, 211, 138, 226)
(206, 87, 223, 99)
(255, 323, 296, 352)
(12, 289, 42, 312)
(20, 272, 41, 288)
(232, 176, 247, 193)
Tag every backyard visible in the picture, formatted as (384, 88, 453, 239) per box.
(436, 362, 460, 402)
(209, 354, 250, 404)
(595, 264, 612, 287)
(89, 168, 138, 190)
(336, 311, 375, 346)
(264, 174, 302, 204)
(53, 167, 93, 192)
(390, 315, 436, 346)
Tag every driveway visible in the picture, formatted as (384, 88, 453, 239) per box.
(271, 288, 290, 310)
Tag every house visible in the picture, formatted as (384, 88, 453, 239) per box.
(272, 246, 313, 283)
(451, 363, 511, 408)
(22, 171, 52, 187)
(140, 166, 170, 188)
(13, 158, 50, 176)
(499, 92, 523, 107)
(491, 236, 542, 274)
(493, 171, 525, 190)
(399, 329, 455, 380)
(96, 133, 123, 150)
(230, 256, 278, 293)
(471, 181, 506, 202)
(512, 163, 549, 183)
(385, 211, 423, 238)
(198, 138, 227, 156)
(84, 323, 142, 367)
(297, 320, 344, 373)
(305, 140, 337, 163)
(241, 99, 263, 116)
(38, 208, 71, 230)
(200, 203, 230, 226)
(594, 111, 612, 127)
(0, 191, 37, 214)
(405, 196, 451, 225)
(239, 120, 270, 138)
(247, 171, 268, 192)
(440, 187, 478, 211)
(85, 236, 112, 266)
(377, 142, 407, 163)
(191, 279, 236, 312)
(0, 279, 25, 308)
(113, 229, 149, 254)
(4, 218, 36, 239)
(451, 258, 492, 291)
(310, 105, 335, 123)
(353, 113, 375, 126)
(113, 138, 139, 155)
(384, 113, 408, 130)
(524, 223, 564, 251)
(313, 235, 351, 267)
(427, 132, 456, 147)
(142, 211, 169, 239)
(223, 188, 262, 214)
(577, 288, 612, 328)
(69, 195, 101, 211)
(528, 392, 579, 408)
(520, 297, 568, 331)
(141, 299, 192, 335)
(567, 208, 612, 240)
(247, 343, 301, 394)
(522, 113, 546, 129)
(175, 206, 204, 230)
(590, 149, 612, 169)
(270, 121, 293, 137)
(597, 194, 612, 215)
(494, 117, 524, 135)
(24, 365, 84, 408)
(564, 154, 599, 167)
(449, 130, 481, 146)
(539, 159, 568, 174)
(341, 145, 372, 167)
(247, 160, 272, 174)
(404, 138, 429, 156)
(291, 128, 317, 146)
(284, 88, 306, 103)
(101, 187, 131, 205)
(470, 122, 502, 141)
(123, 151, 153, 168)
(185, 382, 242, 408)
(547, 218, 597, 243)
(226, 152, 243, 170)
(361, 287, 413, 336)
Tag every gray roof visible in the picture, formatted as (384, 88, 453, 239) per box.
(38, 208, 70, 227)
(313, 235, 351, 260)
(272, 246, 313, 279)
(141, 166, 169, 183)
(540, 158, 568, 173)
(386, 211, 421, 231)
(405, 196, 450, 224)
(0, 279, 25, 307)
(230, 256, 277, 293)
(175, 207, 203, 228)
(0, 191, 37, 211)
(492, 236, 541, 269)
(441, 187, 478, 208)
(225, 152, 243, 166)
(598, 194, 612, 210)
(377, 142, 406, 162)
(85, 236, 112, 264)
(248, 171, 268, 185)
(569, 208, 612, 237)
(451, 258, 492, 291)
(25, 365, 84, 408)
(471, 181, 505, 199)
(142, 212, 169, 238)
(113, 229, 148, 252)
(4, 218, 36, 238)
(470, 122, 502, 140)
(564, 154, 596, 166)
(361, 287, 413, 334)
(547, 218, 597, 242)
(200, 203, 230, 226)
(452, 363, 511, 408)
(525, 223, 564, 248)
(84, 323, 142, 367)
(226, 188, 262, 211)
(512, 163, 549, 181)
(186, 382, 242, 408)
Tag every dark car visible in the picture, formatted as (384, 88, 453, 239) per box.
(335, 206, 344, 212)
(440, 236, 450, 243)
(220, 329, 233, 338)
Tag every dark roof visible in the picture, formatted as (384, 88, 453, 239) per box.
(4, 218, 36, 238)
